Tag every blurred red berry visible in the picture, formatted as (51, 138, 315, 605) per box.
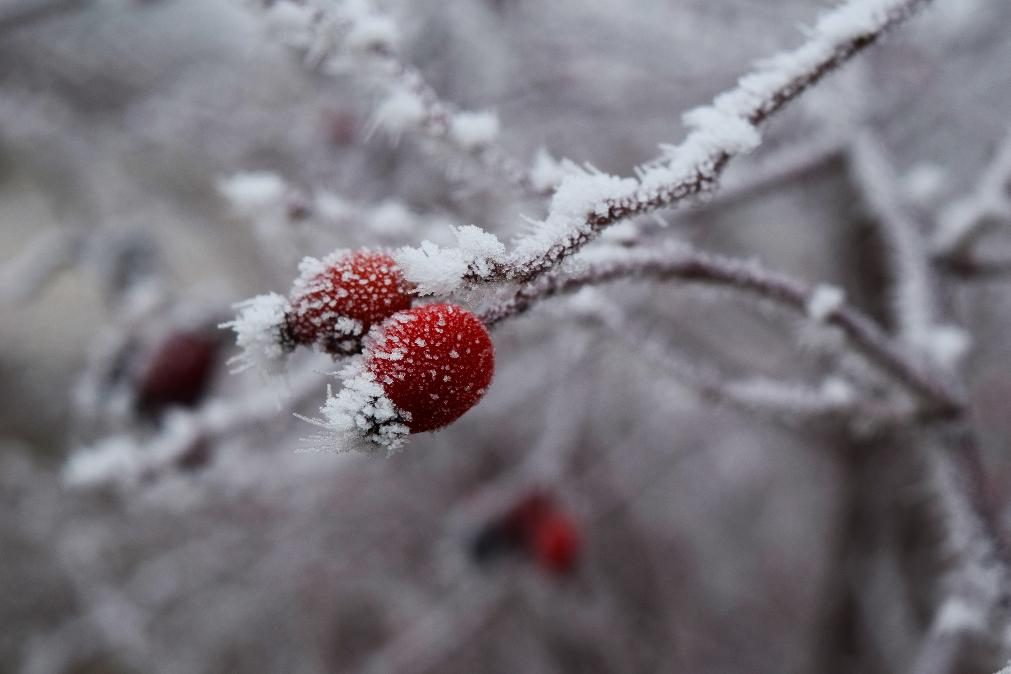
(501, 492, 553, 544)
(285, 250, 414, 355)
(531, 512, 580, 575)
(136, 332, 218, 415)
(365, 303, 494, 433)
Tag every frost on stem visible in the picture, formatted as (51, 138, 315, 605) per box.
(806, 283, 846, 322)
(394, 225, 505, 295)
(931, 128, 1011, 259)
(221, 292, 291, 374)
(217, 171, 287, 218)
(313, 360, 411, 453)
(392, 0, 931, 286)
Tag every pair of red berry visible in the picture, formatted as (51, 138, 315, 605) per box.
(283, 250, 494, 435)
(472, 492, 581, 575)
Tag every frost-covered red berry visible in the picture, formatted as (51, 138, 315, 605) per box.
(319, 303, 494, 450)
(366, 303, 494, 433)
(136, 332, 218, 415)
(285, 250, 414, 355)
(531, 512, 580, 575)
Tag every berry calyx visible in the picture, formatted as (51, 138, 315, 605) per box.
(366, 303, 494, 434)
(285, 250, 414, 355)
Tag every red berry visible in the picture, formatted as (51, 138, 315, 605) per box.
(136, 332, 218, 415)
(365, 303, 494, 433)
(532, 513, 580, 575)
(501, 492, 553, 545)
(285, 250, 413, 355)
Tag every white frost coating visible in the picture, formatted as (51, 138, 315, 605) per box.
(448, 111, 500, 150)
(821, 377, 856, 405)
(453, 225, 506, 275)
(682, 106, 761, 155)
(314, 191, 353, 222)
(217, 171, 286, 217)
(529, 148, 568, 193)
(221, 293, 290, 373)
(932, 129, 1011, 255)
(343, 13, 398, 52)
(63, 437, 139, 489)
(395, 240, 469, 296)
(317, 361, 409, 451)
(368, 201, 414, 237)
(263, 1, 316, 48)
(902, 162, 946, 206)
(376, 88, 426, 135)
(511, 170, 638, 262)
(934, 597, 986, 635)
(916, 324, 972, 369)
(815, 0, 898, 42)
(395, 226, 505, 295)
(806, 284, 845, 322)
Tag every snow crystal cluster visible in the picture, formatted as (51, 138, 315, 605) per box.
(395, 225, 505, 295)
(217, 171, 287, 218)
(806, 284, 845, 322)
(509, 169, 638, 266)
(376, 87, 427, 136)
(221, 293, 291, 374)
(448, 111, 500, 150)
(314, 360, 410, 452)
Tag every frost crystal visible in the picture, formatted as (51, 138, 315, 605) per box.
(395, 226, 504, 295)
(63, 437, 139, 489)
(344, 8, 398, 52)
(221, 293, 291, 374)
(217, 171, 286, 217)
(376, 88, 426, 135)
(318, 361, 410, 452)
(806, 284, 845, 322)
(367, 201, 413, 237)
(917, 324, 972, 369)
(449, 111, 500, 150)
(529, 148, 568, 192)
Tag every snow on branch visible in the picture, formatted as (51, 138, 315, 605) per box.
(847, 133, 935, 341)
(910, 427, 1011, 672)
(389, 0, 930, 290)
(63, 360, 327, 490)
(931, 128, 1011, 259)
(478, 243, 962, 417)
(250, 0, 544, 197)
(847, 133, 974, 369)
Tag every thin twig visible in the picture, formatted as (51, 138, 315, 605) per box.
(848, 130, 936, 344)
(479, 244, 962, 416)
(465, 0, 931, 284)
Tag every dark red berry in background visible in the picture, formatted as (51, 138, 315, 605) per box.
(136, 332, 218, 415)
(501, 492, 553, 546)
(532, 512, 580, 575)
(286, 250, 413, 354)
(471, 492, 552, 565)
(366, 303, 494, 433)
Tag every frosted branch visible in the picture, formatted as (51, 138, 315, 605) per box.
(448, 0, 931, 285)
(250, 0, 543, 197)
(931, 128, 1011, 259)
(0, 228, 84, 304)
(847, 131, 936, 345)
(64, 360, 327, 490)
(911, 427, 1011, 672)
(479, 244, 962, 416)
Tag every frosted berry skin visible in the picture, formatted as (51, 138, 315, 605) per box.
(365, 304, 494, 433)
(284, 251, 413, 355)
